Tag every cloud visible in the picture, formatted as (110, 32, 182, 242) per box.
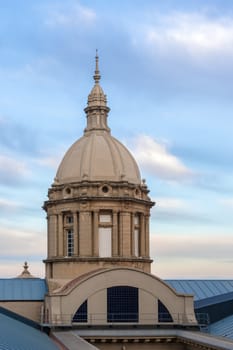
(129, 135, 193, 181)
(154, 197, 186, 210)
(151, 257, 233, 280)
(0, 260, 45, 278)
(151, 197, 213, 224)
(0, 154, 30, 186)
(219, 198, 233, 208)
(136, 12, 233, 63)
(0, 198, 40, 218)
(0, 198, 22, 212)
(0, 227, 46, 258)
(150, 232, 233, 260)
(36, 154, 61, 169)
(44, 1, 96, 29)
(150, 232, 233, 278)
(34, 144, 69, 170)
(151, 197, 188, 221)
(0, 117, 38, 155)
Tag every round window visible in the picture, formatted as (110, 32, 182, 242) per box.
(102, 186, 109, 193)
(65, 188, 71, 194)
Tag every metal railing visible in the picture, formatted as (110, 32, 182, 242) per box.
(195, 313, 210, 325)
(41, 312, 208, 327)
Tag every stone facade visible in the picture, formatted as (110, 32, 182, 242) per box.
(43, 54, 197, 332)
(43, 53, 154, 282)
(44, 183, 153, 279)
(0, 301, 43, 322)
(45, 268, 196, 326)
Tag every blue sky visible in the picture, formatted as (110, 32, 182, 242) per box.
(0, 0, 233, 278)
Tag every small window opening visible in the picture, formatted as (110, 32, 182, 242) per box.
(66, 215, 73, 224)
(72, 300, 87, 323)
(102, 185, 109, 193)
(107, 286, 138, 322)
(158, 300, 173, 322)
(67, 229, 74, 256)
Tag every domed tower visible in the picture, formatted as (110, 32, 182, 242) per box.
(43, 54, 154, 280)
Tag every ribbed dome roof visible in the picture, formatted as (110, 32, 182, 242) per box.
(56, 132, 141, 184)
(55, 53, 141, 185)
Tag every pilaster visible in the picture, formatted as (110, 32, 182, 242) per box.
(140, 213, 145, 257)
(48, 214, 57, 258)
(93, 210, 99, 257)
(73, 211, 78, 255)
(121, 212, 131, 256)
(58, 213, 64, 256)
(112, 211, 118, 256)
(79, 211, 92, 256)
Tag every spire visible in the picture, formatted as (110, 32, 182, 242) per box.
(93, 49, 101, 84)
(16, 261, 35, 278)
(84, 52, 110, 134)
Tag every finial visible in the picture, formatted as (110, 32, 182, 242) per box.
(16, 261, 35, 278)
(23, 261, 29, 271)
(93, 49, 101, 84)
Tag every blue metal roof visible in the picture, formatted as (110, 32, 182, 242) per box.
(210, 315, 233, 340)
(0, 312, 59, 350)
(195, 291, 233, 309)
(165, 280, 233, 301)
(0, 278, 47, 301)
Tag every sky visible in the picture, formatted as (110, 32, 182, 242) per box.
(0, 0, 233, 279)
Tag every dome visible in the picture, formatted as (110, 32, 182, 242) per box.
(55, 53, 141, 186)
(55, 131, 141, 185)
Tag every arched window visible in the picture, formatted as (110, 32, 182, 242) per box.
(107, 286, 138, 322)
(158, 299, 173, 322)
(72, 300, 88, 323)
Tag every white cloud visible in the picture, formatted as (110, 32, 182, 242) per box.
(133, 12, 233, 62)
(150, 232, 233, 278)
(0, 155, 28, 175)
(0, 198, 22, 211)
(150, 196, 213, 225)
(129, 135, 192, 181)
(35, 146, 68, 169)
(36, 155, 61, 169)
(0, 57, 60, 83)
(219, 198, 233, 208)
(45, 1, 96, 28)
(0, 227, 46, 257)
(0, 155, 30, 184)
(0, 260, 45, 278)
(151, 257, 233, 279)
(150, 233, 233, 260)
(154, 197, 187, 211)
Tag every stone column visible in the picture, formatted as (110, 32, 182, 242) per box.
(112, 211, 118, 256)
(79, 211, 92, 256)
(145, 215, 150, 257)
(58, 213, 64, 256)
(48, 214, 57, 258)
(140, 213, 145, 257)
(93, 210, 99, 257)
(46, 216, 50, 258)
(131, 213, 135, 256)
(121, 212, 131, 256)
(73, 211, 78, 255)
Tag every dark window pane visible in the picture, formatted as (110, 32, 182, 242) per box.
(67, 229, 74, 256)
(107, 286, 138, 322)
(158, 299, 173, 322)
(73, 300, 87, 322)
